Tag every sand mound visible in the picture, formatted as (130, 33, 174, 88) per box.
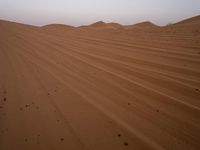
(41, 24, 74, 33)
(80, 21, 123, 30)
(164, 15, 200, 34)
(42, 24, 74, 29)
(90, 21, 106, 27)
(125, 21, 157, 29)
(133, 21, 156, 27)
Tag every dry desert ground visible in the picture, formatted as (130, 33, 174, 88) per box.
(0, 15, 200, 150)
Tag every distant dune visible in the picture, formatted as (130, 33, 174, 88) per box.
(125, 21, 157, 29)
(42, 24, 74, 29)
(0, 15, 200, 150)
(79, 21, 123, 30)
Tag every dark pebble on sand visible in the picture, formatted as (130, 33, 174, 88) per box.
(25, 104, 30, 107)
(124, 142, 128, 146)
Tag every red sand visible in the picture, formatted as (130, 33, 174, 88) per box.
(0, 16, 200, 150)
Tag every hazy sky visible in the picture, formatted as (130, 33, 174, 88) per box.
(0, 0, 200, 26)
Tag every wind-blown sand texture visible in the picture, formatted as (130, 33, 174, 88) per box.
(0, 15, 200, 150)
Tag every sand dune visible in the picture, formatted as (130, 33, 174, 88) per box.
(175, 15, 200, 25)
(42, 24, 74, 31)
(79, 21, 123, 30)
(125, 21, 157, 29)
(0, 16, 200, 150)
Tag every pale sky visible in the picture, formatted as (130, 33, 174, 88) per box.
(0, 0, 200, 26)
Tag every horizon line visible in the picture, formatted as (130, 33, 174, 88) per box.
(0, 14, 199, 28)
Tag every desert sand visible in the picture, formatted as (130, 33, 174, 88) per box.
(0, 15, 200, 150)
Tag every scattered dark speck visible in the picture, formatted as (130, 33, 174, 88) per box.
(37, 134, 40, 137)
(128, 103, 131, 106)
(47, 93, 50, 96)
(19, 108, 23, 111)
(0, 106, 3, 109)
(60, 138, 64, 141)
(57, 120, 60, 122)
(3, 98, 6, 102)
(36, 106, 39, 110)
(25, 104, 30, 108)
(25, 138, 28, 142)
(195, 88, 199, 91)
(156, 109, 160, 113)
(117, 134, 121, 137)
(124, 142, 128, 146)
(32, 102, 35, 105)
(54, 90, 57, 92)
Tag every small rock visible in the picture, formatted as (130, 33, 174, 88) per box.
(25, 104, 30, 108)
(124, 142, 128, 146)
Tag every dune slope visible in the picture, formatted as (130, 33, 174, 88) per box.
(0, 17, 200, 150)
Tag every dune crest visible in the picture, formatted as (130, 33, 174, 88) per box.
(125, 21, 157, 29)
(175, 15, 200, 25)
